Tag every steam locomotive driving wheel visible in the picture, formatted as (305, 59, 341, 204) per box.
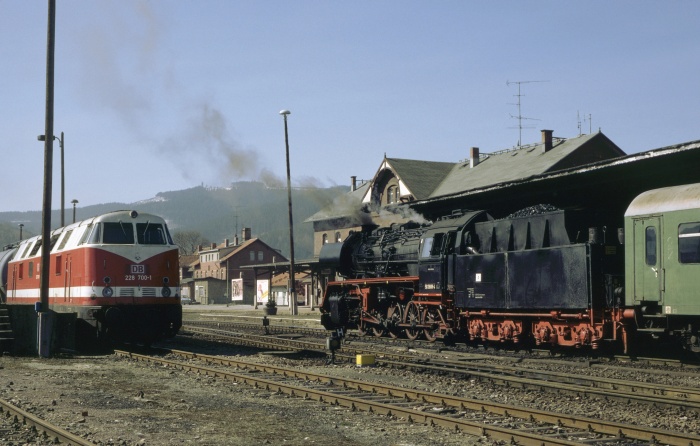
(422, 307, 441, 342)
(404, 301, 422, 340)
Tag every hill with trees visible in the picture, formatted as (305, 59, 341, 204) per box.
(0, 182, 349, 259)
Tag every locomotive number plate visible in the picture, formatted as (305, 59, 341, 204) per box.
(130, 264, 148, 274)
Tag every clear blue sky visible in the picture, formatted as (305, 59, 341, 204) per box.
(1, 1, 699, 212)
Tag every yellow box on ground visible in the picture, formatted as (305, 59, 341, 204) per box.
(356, 354, 375, 366)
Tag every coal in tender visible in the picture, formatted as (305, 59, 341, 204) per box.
(506, 204, 560, 219)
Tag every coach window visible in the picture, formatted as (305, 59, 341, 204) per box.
(679, 222, 700, 263)
(645, 226, 657, 266)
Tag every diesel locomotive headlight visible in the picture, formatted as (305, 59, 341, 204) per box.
(161, 286, 171, 298)
(102, 286, 114, 298)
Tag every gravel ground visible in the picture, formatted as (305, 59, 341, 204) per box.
(2, 306, 699, 445)
(0, 348, 484, 446)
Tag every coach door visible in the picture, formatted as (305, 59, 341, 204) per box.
(633, 217, 663, 303)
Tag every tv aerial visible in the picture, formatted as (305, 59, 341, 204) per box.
(507, 80, 549, 147)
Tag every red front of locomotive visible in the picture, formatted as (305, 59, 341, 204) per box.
(4, 210, 182, 346)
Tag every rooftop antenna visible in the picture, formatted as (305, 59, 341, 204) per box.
(506, 80, 548, 147)
(577, 111, 593, 136)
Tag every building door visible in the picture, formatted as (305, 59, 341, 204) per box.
(633, 217, 663, 303)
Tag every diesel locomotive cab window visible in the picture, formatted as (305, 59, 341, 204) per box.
(679, 222, 700, 263)
(645, 226, 657, 266)
(102, 222, 135, 244)
(137, 223, 167, 245)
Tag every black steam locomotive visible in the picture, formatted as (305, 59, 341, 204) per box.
(319, 205, 629, 351)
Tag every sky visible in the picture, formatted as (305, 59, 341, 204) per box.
(1, 1, 699, 212)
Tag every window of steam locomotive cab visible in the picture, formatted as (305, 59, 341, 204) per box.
(102, 222, 135, 244)
(645, 226, 657, 266)
(136, 223, 166, 245)
(421, 237, 434, 257)
(678, 222, 700, 263)
(431, 233, 445, 256)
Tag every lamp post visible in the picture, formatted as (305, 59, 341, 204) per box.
(38, 132, 65, 226)
(71, 199, 78, 223)
(279, 109, 297, 316)
(19, 223, 24, 241)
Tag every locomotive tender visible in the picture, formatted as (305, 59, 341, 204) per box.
(0, 210, 182, 348)
(320, 183, 700, 354)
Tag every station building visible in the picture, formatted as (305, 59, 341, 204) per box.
(179, 227, 287, 305)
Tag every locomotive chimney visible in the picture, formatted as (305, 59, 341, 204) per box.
(351, 176, 357, 192)
(242, 227, 251, 241)
(470, 147, 480, 168)
(541, 129, 553, 153)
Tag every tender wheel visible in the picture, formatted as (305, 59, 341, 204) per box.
(422, 308, 440, 343)
(404, 302, 422, 341)
(386, 304, 404, 339)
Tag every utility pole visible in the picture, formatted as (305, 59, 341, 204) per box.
(38, 0, 57, 357)
(279, 110, 297, 316)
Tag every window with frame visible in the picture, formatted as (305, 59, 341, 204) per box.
(137, 222, 167, 245)
(679, 222, 700, 263)
(57, 230, 73, 251)
(103, 222, 135, 244)
(250, 251, 255, 261)
(335, 232, 342, 243)
(645, 226, 657, 266)
(258, 251, 263, 261)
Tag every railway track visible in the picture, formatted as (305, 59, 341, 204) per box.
(0, 396, 95, 445)
(181, 323, 700, 414)
(117, 347, 700, 446)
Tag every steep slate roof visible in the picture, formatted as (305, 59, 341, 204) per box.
(430, 132, 624, 198)
(306, 131, 624, 222)
(382, 158, 455, 200)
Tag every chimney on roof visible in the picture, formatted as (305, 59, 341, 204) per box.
(242, 227, 251, 241)
(469, 147, 480, 168)
(234, 235, 239, 245)
(541, 129, 553, 153)
(351, 176, 357, 192)
(224, 238, 229, 247)
(211, 242, 216, 249)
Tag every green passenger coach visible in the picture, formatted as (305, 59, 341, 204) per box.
(624, 183, 700, 353)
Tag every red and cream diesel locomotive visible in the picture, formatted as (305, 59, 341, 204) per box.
(0, 210, 182, 347)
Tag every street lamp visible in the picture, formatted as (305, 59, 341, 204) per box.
(71, 199, 79, 223)
(279, 109, 297, 316)
(37, 131, 65, 226)
(19, 223, 24, 241)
